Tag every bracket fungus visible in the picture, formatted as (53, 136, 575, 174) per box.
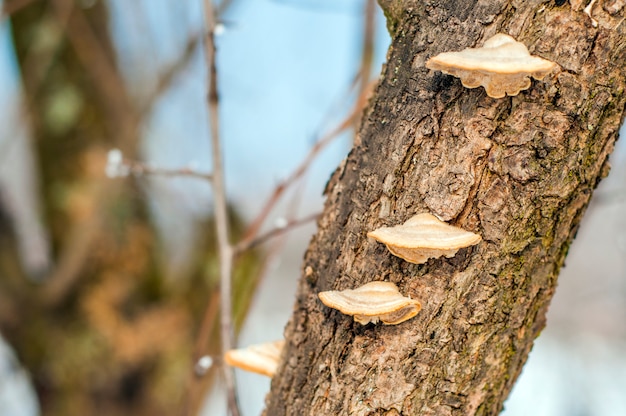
(318, 281, 421, 325)
(367, 213, 482, 264)
(224, 340, 284, 377)
(426, 33, 557, 98)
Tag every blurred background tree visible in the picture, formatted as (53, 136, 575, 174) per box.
(1, 1, 264, 414)
(0, 1, 625, 416)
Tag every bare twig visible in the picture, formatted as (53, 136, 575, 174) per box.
(182, 289, 220, 416)
(41, 0, 139, 307)
(139, 32, 203, 118)
(0, 290, 18, 327)
(235, 212, 321, 254)
(106, 150, 213, 181)
(232, 178, 308, 333)
(50, 0, 136, 151)
(359, 0, 376, 99)
(1, 0, 38, 17)
(21, 1, 71, 96)
(216, 0, 236, 16)
(241, 86, 369, 244)
(200, 1, 240, 416)
(40, 194, 104, 306)
(130, 164, 213, 181)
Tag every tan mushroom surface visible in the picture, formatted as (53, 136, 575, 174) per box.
(367, 213, 482, 264)
(426, 33, 557, 98)
(224, 340, 285, 377)
(318, 281, 421, 325)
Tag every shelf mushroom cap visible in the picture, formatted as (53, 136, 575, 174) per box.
(426, 33, 557, 98)
(367, 213, 482, 264)
(318, 281, 421, 325)
(224, 340, 285, 377)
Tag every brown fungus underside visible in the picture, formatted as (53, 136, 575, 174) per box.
(266, 2, 626, 416)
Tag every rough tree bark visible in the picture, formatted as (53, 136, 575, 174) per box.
(265, 1, 626, 415)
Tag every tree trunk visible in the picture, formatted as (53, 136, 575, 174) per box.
(265, 1, 626, 415)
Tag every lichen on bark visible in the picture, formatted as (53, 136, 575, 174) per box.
(265, 1, 626, 415)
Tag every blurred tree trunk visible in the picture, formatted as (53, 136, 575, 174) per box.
(3, 2, 262, 415)
(266, 1, 626, 415)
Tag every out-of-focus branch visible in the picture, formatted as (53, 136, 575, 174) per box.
(50, 0, 136, 150)
(359, 0, 376, 100)
(41, 0, 139, 306)
(216, 0, 235, 16)
(1, 0, 38, 17)
(241, 82, 373, 244)
(200, 1, 240, 416)
(139, 32, 203, 118)
(105, 149, 213, 181)
(40, 196, 104, 306)
(20, 2, 71, 96)
(181, 287, 221, 416)
(0, 290, 18, 327)
(235, 212, 321, 254)
(237, 14, 378, 253)
(129, 164, 212, 181)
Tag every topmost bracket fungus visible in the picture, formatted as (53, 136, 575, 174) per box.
(368, 213, 482, 264)
(426, 33, 557, 98)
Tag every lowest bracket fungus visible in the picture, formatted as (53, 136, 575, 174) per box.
(367, 213, 482, 264)
(224, 340, 285, 377)
(426, 33, 557, 98)
(318, 281, 421, 325)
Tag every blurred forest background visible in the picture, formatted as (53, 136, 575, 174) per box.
(0, 1, 624, 416)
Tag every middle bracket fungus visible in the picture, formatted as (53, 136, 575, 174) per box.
(367, 213, 482, 264)
(426, 33, 557, 98)
(318, 281, 421, 325)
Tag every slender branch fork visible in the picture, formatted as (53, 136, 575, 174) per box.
(100, 2, 376, 414)
(240, 90, 365, 243)
(201, 1, 240, 415)
(234, 212, 322, 254)
(1, 0, 37, 18)
(8, 0, 372, 414)
(100, 16, 371, 416)
(127, 164, 212, 181)
(105, 150, 213, 181)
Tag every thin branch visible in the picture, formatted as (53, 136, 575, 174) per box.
(216, 0, 236, 16)
(139, 32, 203, 118)
(130, 164, 213, 181)
(241, 84, 371, 243)
(106, 150, 213, 181)
(40, 193, 102, 306)
(0, 288, 19, 327)
(235, 212, 321, 254)
(41, 0, 139, 307)
(233, 178, 308, 334)
(359, 0, 376, 99)
(200, 1, 240, 416)
(50, 0, 136, 151)
(21, 1, 71, 96)
(1, 0, 38, 17)
(181, 289, 220, 416)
